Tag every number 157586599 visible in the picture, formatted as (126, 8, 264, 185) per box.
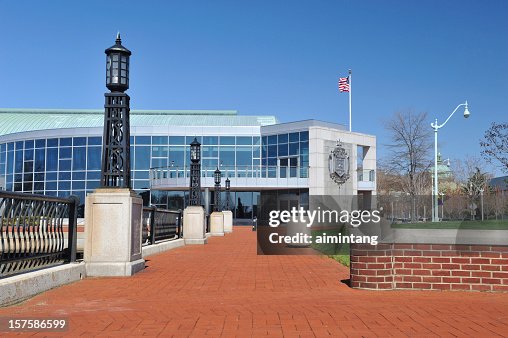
(0, 317, 68, 332)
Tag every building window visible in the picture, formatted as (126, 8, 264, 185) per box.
(152, 136, 168, 145)
(219, 147, 235, 166)
(134, 146, 150, 170)
(203, 136, 218, 145)
(236, 136, 252, 145)
(169, 136, 185, 145)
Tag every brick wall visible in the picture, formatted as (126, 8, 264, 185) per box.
(350, 243, 508, 291)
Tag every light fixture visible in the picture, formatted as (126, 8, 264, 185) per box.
(463, 101, 470, 118)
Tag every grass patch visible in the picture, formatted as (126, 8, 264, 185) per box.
(391, 219, 508, 230)
(311, 228, 350, 267)
(329, 254, 350, 267)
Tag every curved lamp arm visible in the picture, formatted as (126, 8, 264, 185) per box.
(431, 101, 468, 130)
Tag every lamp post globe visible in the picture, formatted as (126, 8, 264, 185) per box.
(463, 101, 470, 118)
(190, 138, 201, 162)
(214, 167, 221, 185)
(225, 177, 230, 190)
(105, 33, 131, 93)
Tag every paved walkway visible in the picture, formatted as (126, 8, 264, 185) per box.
(2, 227, 508, 337)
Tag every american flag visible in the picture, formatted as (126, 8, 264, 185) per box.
(338, 76, 350, 92)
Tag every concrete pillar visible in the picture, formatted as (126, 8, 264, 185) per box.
(183, 206, 207, 244)
(222, 210, 233, 233)
(84, 188, 145, 276)
(210, 211, 224, 236)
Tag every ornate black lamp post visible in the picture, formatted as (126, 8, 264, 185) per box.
(101, 33, 132, 188)
(224, 177, 231, 211)
(214, 167, 222, 212)
(189, 138, 202, 206)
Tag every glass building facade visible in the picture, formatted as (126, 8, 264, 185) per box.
(0, 131, 309, 220)
(0, 109, 377, 223)
(0, 137, 103, 213)
(262, 131, 309, 178)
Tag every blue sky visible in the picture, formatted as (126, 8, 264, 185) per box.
(0, 1, 507, 175)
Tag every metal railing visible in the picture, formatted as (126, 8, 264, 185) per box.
(378, 193, 508, 223)
(0, 191, 78, 278)
(150, 165, 309, 180)
(142, 206, 182, 245)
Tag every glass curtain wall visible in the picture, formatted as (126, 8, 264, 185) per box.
(261, 131, 309, 178)
(0, 134, 263, 212)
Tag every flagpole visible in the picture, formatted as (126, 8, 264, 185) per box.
(349, 69, 352, 132)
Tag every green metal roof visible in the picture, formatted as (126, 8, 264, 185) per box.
(0, 109, 278, 136)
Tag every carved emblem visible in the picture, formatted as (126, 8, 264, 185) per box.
(329, 140, 350, 185)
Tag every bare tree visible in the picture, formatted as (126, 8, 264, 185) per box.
(462, 167, 492, 221)
(376, 167, 404, 194)
(384, 111, 433, 222)
(480, 122, 508, 174)
(451, 156, 485, 185)
(444, 189, 468, 220)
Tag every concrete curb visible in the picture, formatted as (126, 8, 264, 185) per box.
(0, 262, 86, 307)
(142, 239, 185, 257)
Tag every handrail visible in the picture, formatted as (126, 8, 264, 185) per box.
(142, 206, 182, 245)
(149, 165, 310, 181)
(0, 191, 78, 278)
(0, 190, 79, 204)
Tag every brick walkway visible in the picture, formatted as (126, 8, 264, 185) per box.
(2, 227, 508, 337)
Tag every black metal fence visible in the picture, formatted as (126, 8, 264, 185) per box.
(0, 191, 78, 278)
(142, 206, 182, 245)
(377, 193, 508, 222)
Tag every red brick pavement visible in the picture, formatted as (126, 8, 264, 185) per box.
(1, 227, 508, 337)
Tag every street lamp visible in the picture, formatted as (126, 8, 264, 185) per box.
(431, 101, 470, 222)
(189, 138, 202, 206)
(101, 33, 132, 188)
(105, 33, 131, 92)
(214, 167, 222, 212)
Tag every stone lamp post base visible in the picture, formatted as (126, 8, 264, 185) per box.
(183, 206, 208, 244)
(222, 210, 233, 233)
(84, 188, 145, 276)
(210, 212, 225, 236)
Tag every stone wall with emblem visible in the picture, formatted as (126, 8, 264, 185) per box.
(308, 126, 376, 197)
